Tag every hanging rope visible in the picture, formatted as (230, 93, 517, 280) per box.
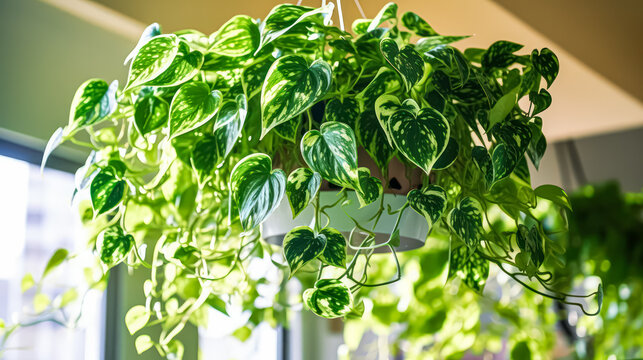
(336, 0, 345, 31)
(353, 0, 366, 18)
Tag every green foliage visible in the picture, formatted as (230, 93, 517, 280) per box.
(34, 2, 599, 358)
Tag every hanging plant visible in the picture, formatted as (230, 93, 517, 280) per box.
(35, 1, 602, 357)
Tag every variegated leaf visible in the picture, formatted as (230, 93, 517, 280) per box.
(124, 23, 162, 65)
(242, 58, 273, 100)
(260, 55, 331, 138)
(357, 111, 396, 172)
(448, 246, 489, 293)
(415, 35, 471, 51)
(388, 107, 450, 175)
(96, 225, 134, 267)
(401, 11, 438, 36)
(318, 227, 346, 268)
(472, 146, 493, 187)
(355, 167, 383, 207)
(213, 94, 248, 161)
(324, 98, 360, 128)
(527, 120, 547, 169)
(67, 79, 118, 132)
(356, 67, 402, 108)
(374, 95, 419, 146)
(494, 120, 532, 156)
(144, 41, 203, 87)
(529, 88, 552, 116)
(134, 94, 169, 135)
(230, 153, 286, 230)
(380, 38, 424, 91)
(259, 3, 334, 52)
(274, 115, 301, 143)
(448, 197, 483, 248)
(531, 48, 559, 88)
(481, 40, 523, 70)
(283, 226, 326, 276)
(301, 121, 359, 189)
(286, 168, 321, 218)
(516, 224, 544, 270)
(209, 15, 260, 57)
(90, 166, 126, 216)
(407, 185, 447, 229)
(433, 137, 458, 170)
(303, 279, 352, 319)
(125, 34, 180, 90)
(169, 82, 222, 138)
(366, 2, 397, 32)
(190, 135, 218, 182)
(491, 143, 517, 184)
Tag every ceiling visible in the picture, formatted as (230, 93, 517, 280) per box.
(46, 0, 643, 141)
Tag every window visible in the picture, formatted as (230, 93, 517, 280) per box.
(0, 154, 103, 360)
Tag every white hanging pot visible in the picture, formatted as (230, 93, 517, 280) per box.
(261, 190, 428, 253)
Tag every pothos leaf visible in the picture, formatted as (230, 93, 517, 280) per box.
(90, 166, 126, 216)
(488, 85, 519, 130)
(491, 143, 517, 184)
(448, 197, 483, 248)
(144, 41, 203, 88)
(318, 227, 347, 268)
(134, 93, 169, 135)
(355, 167, 383, 207)
(356, 67, 402, 108)
(124, 23, 162, 65)
(260, 55, 331, 138)
(303, 279, 352, 319)
(357, 110, 396, 172)
(67, 79, 119, 132)
(534, 184, 572, 211)
(388, 107, 450, 175)
(408, 185, 447, 229)
(286, 168, 322, 218)
(481, 40, 523, 70)
(531, 48, 559, 88)
(472, 145, 494, 187)
(366, 2, 398, 32)
(401, 11, 438, 36)
(516, 224, 544, 269)
(169, 82, 223, 138)
(301, 121, 359, 189)
(529, 88, 552, 116)
(527, 120, 547, 169)
(415, 35, 471, 50)
(448, 246, 489, 293)
(380, 38, 424, 91)
(42, 248, 69, 279)
(213, 94, 248, 161)
(209, 15, 260, 57)
(41, 127, 64, 172)
(96, 225, 134, 267)
(190, 135, 219, 182)
(259, 3, 334, 52)
(324, 98, 360, 128)
(374, 95, 419, 146)
(273, 115, 301, 143)
(433, 137, 459, 170)
(242, 58, 274, 100)
(125, 34, 180, 90)
(230, 153, 286, 230)
(283, 226, 326, 276)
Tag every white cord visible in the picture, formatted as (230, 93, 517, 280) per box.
(337, 0, 345, 31)
(353, 0, 366, 18)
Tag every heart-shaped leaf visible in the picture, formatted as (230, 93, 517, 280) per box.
(356, 110, 396, 172)
(230, 153, 286, 230)
(388, 107, 450, 175)
(134, 93, 169, 136)
(260, 55, 331, 138)
(448, 197, 483, 248)
(259, 3, 334, 52)
(124, 23, 162, 65)
(324, 98, 360, 128)
(366, 2, 398, 32)
(286, 168, 321, 218)
(488, 85, 519, 130)
(374, 95, 420, 146)
(481, 40, 523, 70)
(527, 120, 547, 170)
(96, 225, 134, 267)
(190, 135, 219, 182)
(491, 143, 517, 184)
(494, 120, 532, 156)
(303, 279, 353, 319)
(67, 79, 119, 132)
(531, 48, 559, 88)
(213, 94, 248, 161)
(90, 166, 126, 216)
(242, 58, 274, 100)
(273, 115, 301, 143)
(401, 11, 438, 37)
(380, 38, 424, 91)
(283, 226, 326, 276)
(318, 227, 347, 268)
(516, 224, 544, 269)
(355, 168, 383, 207)
(529, 88, 551, 116)
(415, 35, 471, 51)
(301, 121, 359, 189)
(356, 67, 402, 107)
(210, 15, 260, 57)
(448, 246, 489, 293)
(169, 82, 222, 138)
(125, 34, 180, 90)
(408, 185, 447, 228)
(144, 41, 203, 88)
(433, 137, 459, 170)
